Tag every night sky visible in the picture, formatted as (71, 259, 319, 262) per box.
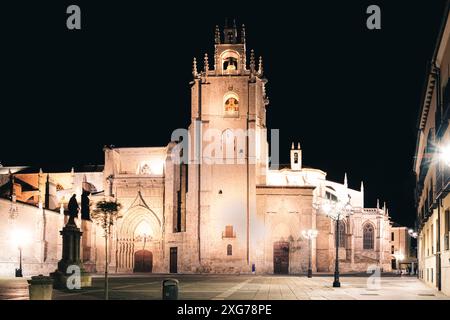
(1, 1, 447, 227)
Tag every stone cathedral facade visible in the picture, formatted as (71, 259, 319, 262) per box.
(0, 23, 393, 276)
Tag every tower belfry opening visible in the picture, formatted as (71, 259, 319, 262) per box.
(223, 19, 239, 44)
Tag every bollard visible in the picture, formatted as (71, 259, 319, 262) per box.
(162, 278, 179, 300)
(27, 275, 54, 300)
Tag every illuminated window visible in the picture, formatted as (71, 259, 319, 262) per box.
(336, 221, 346, 248)
(363, 223, 374, 250)
(227, 244, 232, 256)
(224, 97, 239, 117)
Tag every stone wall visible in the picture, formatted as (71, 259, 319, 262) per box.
(0, 198, 101, 277)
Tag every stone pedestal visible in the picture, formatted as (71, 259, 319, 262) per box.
(28, 275, 53, 300)
(50, 219, 92, 289)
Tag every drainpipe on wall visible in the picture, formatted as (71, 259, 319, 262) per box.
(435, 62, 442, 291)
(437, 199, 442, 291)
(197, 80, 202, 265)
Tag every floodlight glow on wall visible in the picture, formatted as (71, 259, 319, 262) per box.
(10, 228, 32, 249)
(439, 144, 450, 167)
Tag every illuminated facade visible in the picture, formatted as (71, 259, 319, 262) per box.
(414, 4, 450, 296)
(0, 23, 394, 276)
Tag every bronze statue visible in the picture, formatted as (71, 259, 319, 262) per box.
(67, 194, 79, 225)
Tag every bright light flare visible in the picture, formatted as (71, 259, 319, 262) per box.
(321, 202, 332, 215)
(440, 144, 450, 167)
(10, 228, 32, 249)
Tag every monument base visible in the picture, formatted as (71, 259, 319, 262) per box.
(50, 269, 92, 289)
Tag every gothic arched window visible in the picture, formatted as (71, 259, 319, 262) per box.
(227, 244, 232, 256)
(221, 129, 236, 158)
(363, 223, 375, 250)
(336, 220, 346, 248)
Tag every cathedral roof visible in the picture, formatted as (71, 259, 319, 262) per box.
(1, 164, 104, 174)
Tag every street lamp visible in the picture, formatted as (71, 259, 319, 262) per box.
(439, 143, 450, 167)
(408, 229, 418, 275)
(10, 228, 31, 277)
(408, 229, 418, 239)
(314, 195, 353, 287)
(302, 229, 318, 278)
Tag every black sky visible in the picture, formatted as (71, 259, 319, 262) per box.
(1, 1, 447, 227)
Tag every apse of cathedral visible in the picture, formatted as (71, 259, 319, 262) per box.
(0, 22, 393, 276)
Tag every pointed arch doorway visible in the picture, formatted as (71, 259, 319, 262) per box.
(117, 191, 162, 273)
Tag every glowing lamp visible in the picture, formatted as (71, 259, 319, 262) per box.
(10, 228, 32, 249)
(440, 144, 450, 167)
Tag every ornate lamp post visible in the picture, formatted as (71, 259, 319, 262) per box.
(314, 195, 353, 288)
(302, 229, 318, 278)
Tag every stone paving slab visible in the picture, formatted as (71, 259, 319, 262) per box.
(0, 275, 448, 300)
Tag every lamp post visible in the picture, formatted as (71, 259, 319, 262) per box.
(314, 196, 353, 288)
(408, 229, 418, 275)
(302, 229, 318, 278)
(10, 228, 30, 277)
(16, 246, 23, 277)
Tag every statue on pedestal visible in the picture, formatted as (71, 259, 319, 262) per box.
(50, 194, 91, 289)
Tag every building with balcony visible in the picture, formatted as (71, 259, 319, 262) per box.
(414, 2, 450, 296)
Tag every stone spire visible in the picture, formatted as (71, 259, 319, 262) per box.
(258, 56, 263, 76)
(203, 53, 209, 72)
(360, 181, 364, 208)
(192, 57, 198, 78)
(376, 199, 380, 209)
(214, 45, 219, 71)
(297, 142, 301, 149)
(241, 24, 246, 44)
(214, 25, 221, 44)
(291, 142, 294, 150)
(250, 49, 255, 73)
(344, 173, 348, 188)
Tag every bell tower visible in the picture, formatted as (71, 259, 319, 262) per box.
(290, 142, 302, 171)
(187, 21, 269, 272)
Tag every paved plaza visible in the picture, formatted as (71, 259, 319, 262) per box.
(0, 274, 448, 300)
